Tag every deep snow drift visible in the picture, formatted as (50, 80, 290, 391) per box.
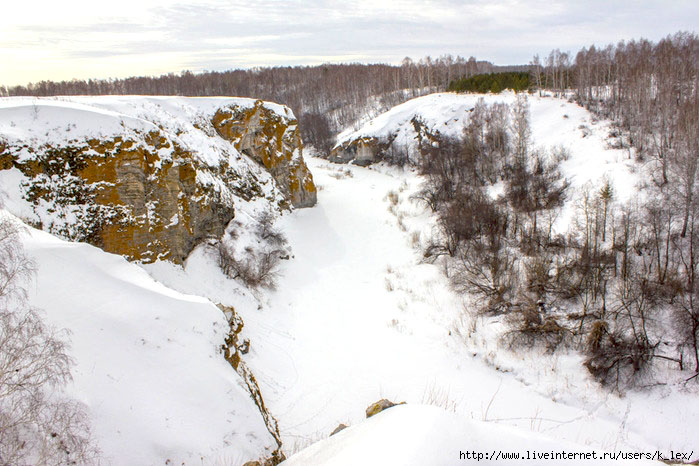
(3, 91, 696, 465)
(283, 404, 659, 465)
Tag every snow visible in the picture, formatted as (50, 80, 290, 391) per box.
(142, 93, 696, 463)
(10, 212, 277, 465)
(144, 155, 698, 463)
(0, 95, 293, 167)
(283, 404, 659, 465)
(336, 92, 642, 233)
(2, 91, 695, 464)
(0, 95, 288, 242)
(335, 92, 511, 144)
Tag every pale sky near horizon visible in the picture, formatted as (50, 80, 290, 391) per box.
(1, 0, 697, 87)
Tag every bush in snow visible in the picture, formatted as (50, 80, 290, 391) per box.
(217, 209, 287, 290)
(217, 243, 282, 290)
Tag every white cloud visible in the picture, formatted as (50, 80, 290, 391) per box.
(1, 0, 697, 86)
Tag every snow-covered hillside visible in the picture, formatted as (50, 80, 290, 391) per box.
(334, 92, 640, 209)
(0, 95, 292, 153)
(8, 213, 279, 464)
(2, 91, 696, 465)
(143, 158, 697, 463)
(142, 93, 696, 463)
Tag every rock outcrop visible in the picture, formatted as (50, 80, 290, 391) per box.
(328, 136, 385, 166)
(219, 303, 285, 465)
(212, 100, 316, 208)
(365, 399, 406, 418)
(0, 97, 316, 263)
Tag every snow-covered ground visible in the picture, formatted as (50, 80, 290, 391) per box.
(143, 93, 696, 463)
(283, 404, 660, 465)
(4, 92, 696, 464)
(10, 213, 278, 465)
(145, 159, 696, 464)
(0, 96, 292, 153)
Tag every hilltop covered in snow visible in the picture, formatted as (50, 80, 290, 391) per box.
(0, 95, 315, 263)
(1, 210, 280, 464)
(333, 92, 640, 208)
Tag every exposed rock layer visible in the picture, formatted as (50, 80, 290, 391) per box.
(0, 97, 316, 263)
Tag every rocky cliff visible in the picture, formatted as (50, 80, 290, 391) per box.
(0, 96, 316, 263)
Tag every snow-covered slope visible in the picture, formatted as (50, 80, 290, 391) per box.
(333, 92, 640, 211)
(335, 92, 506, 145)
(0, 96, 292, 159)
(5, 92, 695, 464)
(12, 213, 279, 465)
(142, 94, 696, 463)
(283, 404, 659, 465)
(144, 156, 698, 461)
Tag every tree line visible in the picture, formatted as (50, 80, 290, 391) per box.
(447, 71, 531, 93)
(539, 31, 698, 385)
(3, 56, 515, 153)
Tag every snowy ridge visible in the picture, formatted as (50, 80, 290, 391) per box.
(335, 92, 513, 147)
(335, 91, 642, 231)
(283, 404, 658, 465)
(0, 96, 293, 163)
(0, 95, 315, 263)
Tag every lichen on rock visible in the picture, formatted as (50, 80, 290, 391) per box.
(212, 100, 317, 208)
(365, 399, 406, 418)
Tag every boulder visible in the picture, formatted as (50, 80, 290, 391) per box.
(330, 423, 348, 436)
(365, 399, 406, 418)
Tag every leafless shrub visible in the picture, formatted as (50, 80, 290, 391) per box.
(328, 168, 353, 179)
(217, 242, 281, 290)
(255, 209, 286, 246)
(385, 190, 399, 206)
(0, 214, 99, 465)
(383, 142, 411, 167)
(550, 145, 571, 163)
(524, 254, 554, 299)
(449, 243, 516, 315)
(584, 323, 656, 391)
(384, 278, 394, 292)
(504, 302, 572, 353)
(409, 231, 421, 249)
(0, 219, 33, 302)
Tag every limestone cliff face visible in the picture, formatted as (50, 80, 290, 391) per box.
(0, 97, 316, 263)
(328, 136, 384, 166)
(212, 100, 317, 208)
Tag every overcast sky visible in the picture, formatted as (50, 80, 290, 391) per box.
(2, 0, 697, 87)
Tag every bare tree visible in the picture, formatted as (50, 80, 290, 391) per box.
(0, 212, 98, 465)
